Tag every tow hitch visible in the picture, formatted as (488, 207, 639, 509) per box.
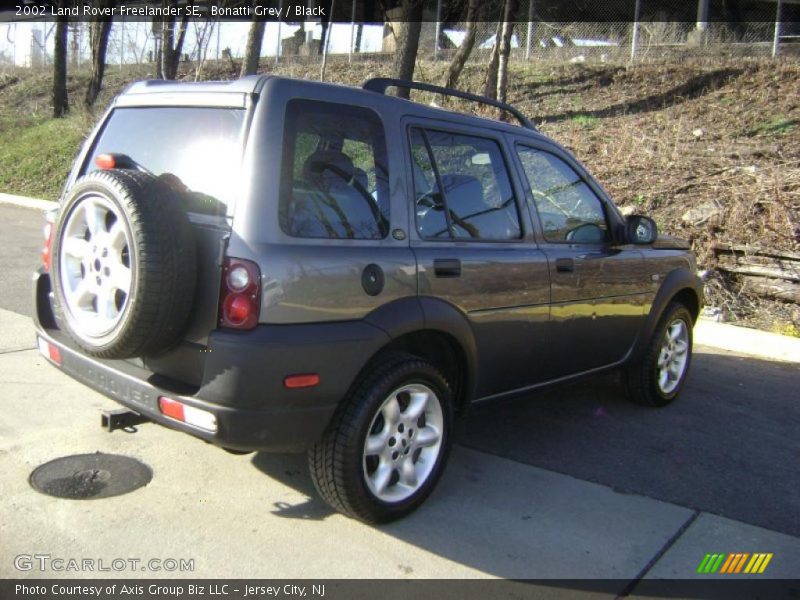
(101, 409, 149, 432)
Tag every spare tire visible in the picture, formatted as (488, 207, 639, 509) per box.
(51, 169, 197, 359)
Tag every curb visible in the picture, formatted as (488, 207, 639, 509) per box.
(694, 318, 800, 363)
(0, 193, 56, 211)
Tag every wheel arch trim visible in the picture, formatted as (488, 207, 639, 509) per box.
(631, 267, 703, 362)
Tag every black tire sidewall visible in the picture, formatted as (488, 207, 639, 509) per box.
(345, 359, 453, 522)
(51, 181, 139, 351)
(644, 304, 694, 405)
(50, 169, 197, 359)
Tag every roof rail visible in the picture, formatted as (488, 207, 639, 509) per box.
(362, 77, 535, 131)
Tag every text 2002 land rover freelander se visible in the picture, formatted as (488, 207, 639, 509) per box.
(33, 76, 702, 522)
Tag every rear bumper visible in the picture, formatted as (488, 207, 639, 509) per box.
(33, 270, 390, 452)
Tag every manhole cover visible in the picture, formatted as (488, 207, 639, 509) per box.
(30, 453, 152, 500)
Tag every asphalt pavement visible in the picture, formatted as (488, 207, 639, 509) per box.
(1, 202, 798, 584)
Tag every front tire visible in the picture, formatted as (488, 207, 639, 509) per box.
(308, 355, 453, 523)
(625, 302, 694, 407)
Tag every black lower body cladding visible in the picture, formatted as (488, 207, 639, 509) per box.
(33, 270, 392, 451)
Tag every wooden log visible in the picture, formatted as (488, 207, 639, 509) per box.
(711, 242, 800, 262)
(738, 276, 800, 303)
(716, 261, 800, 282)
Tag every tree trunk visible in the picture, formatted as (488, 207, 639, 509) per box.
(171, 7, 190, 76)
(158, 0, 191, 80)
(444, 0, 479, 89)
(496, 0, 517, 107)
(68, 22, 80, 68)
(391, 0, 423, 99)
(85, 4, 114, 107)
(53, 13, 69, 118)
(158, 6, 173, 79)
(483, 21, 502, 100)
(354, 24, 363, 52)
(240, 6, 266, 76)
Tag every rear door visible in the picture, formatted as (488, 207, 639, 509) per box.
(512, 140, 648, 377)
(404, 120, 551, 397)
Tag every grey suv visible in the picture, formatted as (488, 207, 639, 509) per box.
(33, 75, 702, 522)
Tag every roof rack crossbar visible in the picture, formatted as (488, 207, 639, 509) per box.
(362, 78, 535, 131)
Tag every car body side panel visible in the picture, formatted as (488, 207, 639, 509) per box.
(231, 77, 418, 325)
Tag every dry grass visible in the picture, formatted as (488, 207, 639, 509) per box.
(2, 55, 798, 331)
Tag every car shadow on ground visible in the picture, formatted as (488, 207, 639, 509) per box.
(455, 348, 800, 538)
(250, 348, 799, 579)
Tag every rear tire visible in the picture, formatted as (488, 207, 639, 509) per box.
(308, 355, 453, 523)
(625, 302, 693, 407)
(51, 169, 196, 359)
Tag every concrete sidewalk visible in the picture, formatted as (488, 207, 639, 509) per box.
(0, 192, 55, 212)
(1, 307, 797, 585)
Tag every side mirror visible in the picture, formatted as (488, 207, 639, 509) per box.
(626, 215, 658, 245)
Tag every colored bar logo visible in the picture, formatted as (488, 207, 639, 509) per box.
(697, 553, 773, 574)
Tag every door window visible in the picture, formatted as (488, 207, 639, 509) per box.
(516, 146, 609, 244)
(410, 127, 521, 241)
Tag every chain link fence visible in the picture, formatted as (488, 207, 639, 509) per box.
(0, 4, 794, 72)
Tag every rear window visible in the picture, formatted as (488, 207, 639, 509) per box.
(85, 107, 245, 216)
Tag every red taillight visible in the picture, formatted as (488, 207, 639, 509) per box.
(95, 153, 116, 170)
(42, 221, 54, 271)
(284, 374, 321, 389)
(224, 294, 252, 325)
(219, 258, 260, 330)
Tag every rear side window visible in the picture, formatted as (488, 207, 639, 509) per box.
(279, 99, 390, 240)
(410, 127, 521, 241)
(86, 107, 245, 216)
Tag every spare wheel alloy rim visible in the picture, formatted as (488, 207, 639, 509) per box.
(59, 193, 133, 338)
(362, 383, 444, 503)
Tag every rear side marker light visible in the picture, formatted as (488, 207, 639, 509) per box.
(37, 337, 61, 366)
(158, 396, 217, 433)
(284, 374, 320, 389)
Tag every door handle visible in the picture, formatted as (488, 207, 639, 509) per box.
(434, 258, 461, 278)
(555, 258, 574, 273)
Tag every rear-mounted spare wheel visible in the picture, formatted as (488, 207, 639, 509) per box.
(51, 169, 197, 359)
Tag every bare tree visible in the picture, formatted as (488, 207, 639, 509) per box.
(68, 22, 81, 68)
(157, 0, 191, 80)
(444, 0, 479, 89)
(85, 2, 114, 107)
(240, 1, 266, 76)
(53, 12, 69, 117)
(390, 0, 423, 99)
(483, 21, 501, 100)
(496, 0, 517, 105)
(483, 0, 516, 101)
(193, 20, 216, 80)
